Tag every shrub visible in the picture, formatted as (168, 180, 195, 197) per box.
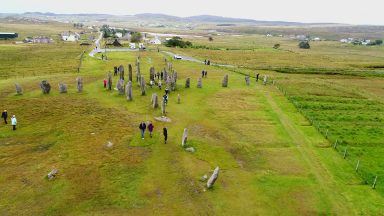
(298, 41, 310, 49)
(164, 37, 193, 48)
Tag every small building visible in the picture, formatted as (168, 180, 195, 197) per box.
(115, 32, 123, 38)
(149, 36, 162, 45)
(129, 43, 136, 49)
(0, 32, 18, 39)
(61, 32, 80, 42)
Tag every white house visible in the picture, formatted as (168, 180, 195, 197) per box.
(61, 32, 80, 42)
(149, 36, 162, 45)
(129, 43, 136, 49)
(115, 32, 123, 38)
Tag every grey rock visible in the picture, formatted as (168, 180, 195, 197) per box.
(58, 83, 67, 93)
(207, 167, 219, 188)
(40, 80, 51, 94)
(15, 83, 23, 95)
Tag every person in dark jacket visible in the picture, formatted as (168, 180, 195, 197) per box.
(1, 110, 8, 124)
(148, 122, 154, 138)
(163, 127, 168, 144)
(139, 122, 147, 139)
(256, 73, 260, 82)
(160, 72, 164, 80)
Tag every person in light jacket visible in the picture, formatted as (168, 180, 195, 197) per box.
(11, 115, 17, 131)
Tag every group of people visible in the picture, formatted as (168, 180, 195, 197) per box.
(1, 110, 17, 131)
(204, 59, 211, 65)
(201, 70, 208, 78)
(139, 121, 168, 143)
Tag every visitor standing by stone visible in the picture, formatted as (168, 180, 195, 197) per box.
(160, 71, 164, 80)
(148, 122, 154, 138)
(11, 115, 17, 131)
(165, 87, 170, 95)
(204, 71, 208, 78)
(163, 94, 168, 105)
(1, 110, 8, 124)
(256, 73, 260, 82)
(139, 122, 147, 139)
(163, 127, 168, 144)
(158, 80, 162, 90)
(103, 79, 107, 88)
(202, 70, 205, 78)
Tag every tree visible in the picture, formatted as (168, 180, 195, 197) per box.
(164, 37, 193, 48)
(131, 32, 142, 43)
(273, 44, 280, 49)
(375, 39, 383, 45)
(298, 41, 310, 49)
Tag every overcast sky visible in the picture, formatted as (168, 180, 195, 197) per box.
(2, 0, 383, 25)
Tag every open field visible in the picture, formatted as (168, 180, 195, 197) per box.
(1, 21, 384, 215)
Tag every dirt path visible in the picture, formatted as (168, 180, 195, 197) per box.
(263, 87, 356, 214)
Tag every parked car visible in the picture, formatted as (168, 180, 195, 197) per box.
(174, 55, 182, 60)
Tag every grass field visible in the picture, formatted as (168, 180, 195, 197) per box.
(1, 22, 384, 215)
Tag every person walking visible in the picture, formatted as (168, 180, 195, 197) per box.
(139, 121, 146, 139)
(204, 71, 208, 78)
(148, 122, 154, 138)
(160, 71, 164, 80)
(256, 73, 259, 82)
(202, 70, 205, 78)
(163, 127, 168, 144)
(11, 115, 17, 131)
(1, 110, 8, 124)
(103, 79, 107, 88)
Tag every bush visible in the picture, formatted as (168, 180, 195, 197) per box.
(298, 41, 310, 49)
(130, 32, 142, 43)
(164, 37, 193, 48)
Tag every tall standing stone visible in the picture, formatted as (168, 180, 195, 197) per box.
(15, 83, 23, 95)
(107, 73, 113, 90)
(263, 75, 268, 85)
(140, 76, 146, 96)
(245, 76, 250, 86)
(163, 69, 168, 81)
(197, 77, 202, 88)
(150, 67, 155, 81)
(117, 79, 125, 95)
(151, 93, 159, 108)
(207, 167, 220, 188)
(76, 77, 83, 92)
(222, 74, 228, 87)
(185, 78, 190, 88)
(58, 83, 67, 93)
(181, 128, 188, 147)
(119, 65, 124, 80)
(126, 81, 133, 101)
(128, 64, 133, 82)
(40, 80, 51, 94)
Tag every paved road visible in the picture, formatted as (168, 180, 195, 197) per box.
(161, 51, 235, 68)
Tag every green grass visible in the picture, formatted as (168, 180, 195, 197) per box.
(1, 25, 384, 214)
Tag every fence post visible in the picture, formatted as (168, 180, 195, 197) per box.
(343, 147, 347, 159)
(333, 139, 338, 149)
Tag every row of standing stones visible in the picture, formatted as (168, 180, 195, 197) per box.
(13, 78, 84, 95)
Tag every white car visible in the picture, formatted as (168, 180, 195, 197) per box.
(174, 55, 182, 60)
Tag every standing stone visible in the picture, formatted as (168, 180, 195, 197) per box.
(177, 94, 181, 104)
(185, 78, 190, 88)
(119, 65, 125, 80)
(263, 75, 268, 85)
(222, 74, 228, 87)
(126, 81, 133, 101)
(40, 80, 51, 94)
(207, 167, 220, 188)
(128, 64, 133, 82)
(245, 76, 250, 86)
(76, 77, 83, 92)
(197, 77, 202, 88)
(170, 72, 177, 91)
(58, 83, 67, 93)
(163, 69, 168, 81)
(117, 79, 125, 95)
(181, 128, 188, 147)
(47, 169, 58, 180)
(140, 76, 146, 96)
(152, 93, 159, 108)
(150, 67, 155, 81)
(161, 99, 166, 116)
(15, 83, 23, 95)
(107, 73, 113, 90)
